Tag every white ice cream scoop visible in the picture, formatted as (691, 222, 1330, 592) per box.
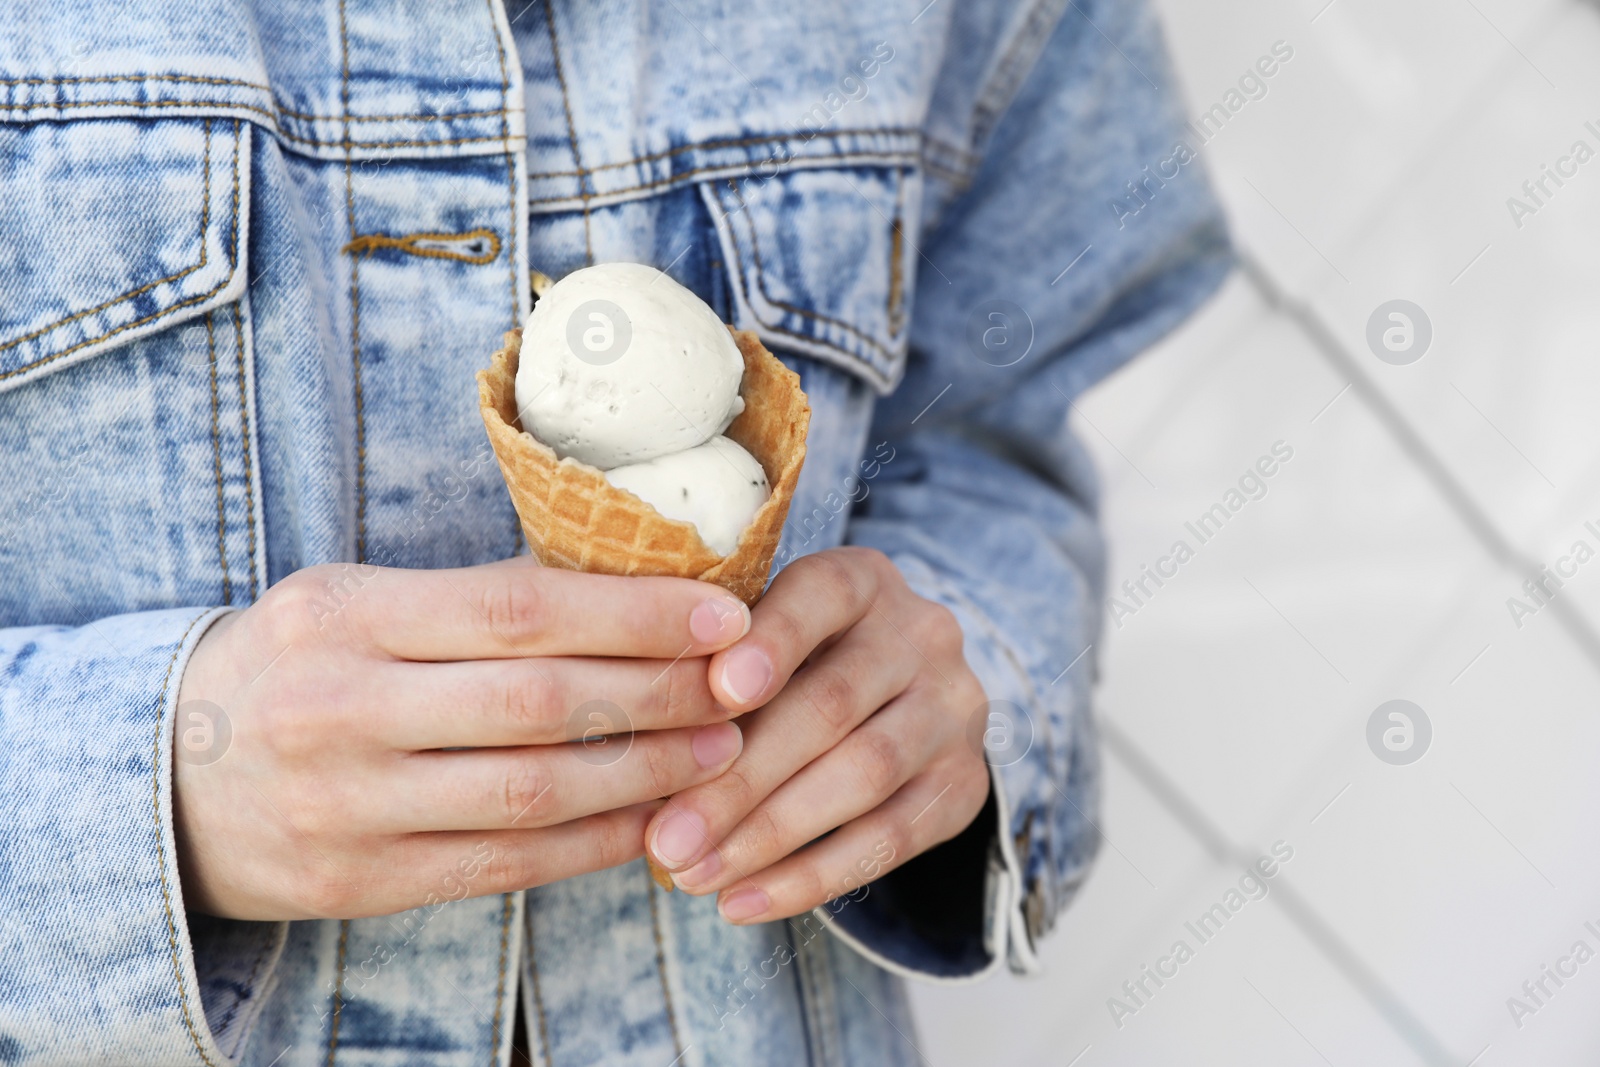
(604, 436, 771, 556)
(515, 262, 746, 470)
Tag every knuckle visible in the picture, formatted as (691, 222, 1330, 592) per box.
(499, 759, 553, 827)
(877, 821, 912, 868)
(300, 868, 358, 918)
(708, 761, 761, 814)
(911, 601, 961, 652)
(255, 696, 310, 754)
(494, 663, 559, 739)
(640, 737, 682, 799)
(259, 570, 331, 645)
(804, 664, 858, 734)
(478, 575, 548, 646)
(788, 863, 827, 910)
(957, 774, 990, 825)
(496, 842, 548, 892)
(658, 656, 715, 725)
(839, 545, 891, 577)
(805, 550, 864, 603)
(594, 812, 640, 870)
(741, 805, 787, 861)
(284, 785, 346, 841)
(760, 603, 809, 661)
(851, 730, 904, 799)
(931, 604, 965, 652)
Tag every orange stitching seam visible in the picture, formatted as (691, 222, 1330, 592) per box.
(274, 102, 509, 123)
(525, 903, 554, 1066)
(887, 168, 907, 337)
(0, 73, 964, 162)
(152, 611, 224, 1067)
(342, 228, 502, 266)
(543, 3, 593, 265)
(231, 302, 259, 603)
(0, 72, 269, 90)
(714, 183, 894, 379)
(0, 119, 213, 358)
(730, 178, 896, 361)
(526, 149, 920, 208)
(646, 871, 686, 1064)
(484, 0, 521, 333)
(0, 120, 242, 383)
(490, 893, 514, 1065)
(326, 919, 350, 1067)
(0, 98, 276, 119)
(0, 72, 521, 130)
(0, 99, 515, 151)
(524, 125, 925, 180)
(339, 0, 369, 566)
(205, 312, 232, 607)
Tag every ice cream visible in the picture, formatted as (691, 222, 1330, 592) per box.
(515, 262, 746, 470)
(605, 436, 771, 557)
(509, 262, 774, 559)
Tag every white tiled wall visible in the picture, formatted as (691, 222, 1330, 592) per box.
(908, 2, 1600, 1063)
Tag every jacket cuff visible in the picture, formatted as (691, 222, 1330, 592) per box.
(819, 557, 1100, 982)
(0, 606, 282, 1062)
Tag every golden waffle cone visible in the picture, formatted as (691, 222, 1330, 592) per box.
(477, 326, 811, 890)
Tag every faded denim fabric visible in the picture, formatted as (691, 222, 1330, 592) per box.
(0, 0, 1228, 1064)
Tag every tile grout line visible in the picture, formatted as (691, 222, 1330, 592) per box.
(1098, 718, 1459, 1067)
(1238, 252, 1600, 672)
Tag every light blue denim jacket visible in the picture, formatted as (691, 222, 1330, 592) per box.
(0, 0, 1228, 1063)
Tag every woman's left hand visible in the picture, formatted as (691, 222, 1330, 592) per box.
(643, 546, 992, 923)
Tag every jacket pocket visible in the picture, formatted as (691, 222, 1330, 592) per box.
(701, 165, 919, 394)
(0, 116, 250, 394)
(0, 115, 263, 624)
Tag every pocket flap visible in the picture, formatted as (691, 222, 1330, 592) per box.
(702, 167, 916, 393)
(0, 117, 250, 394)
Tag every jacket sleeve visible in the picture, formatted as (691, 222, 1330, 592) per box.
(822, 0, 1232, 979)
(0, 607, 287, 1064)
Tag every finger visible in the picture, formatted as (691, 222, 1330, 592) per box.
(645, 619, 917, 872)
(669, 693, 946, 894)
(310, 557, 750, 661)
(713, 765, 989, 925)
(346, 801, 663, 917)
(374, 654, 730, 750)
(708, 549, 886, 711)
(381, 721, 744, 832)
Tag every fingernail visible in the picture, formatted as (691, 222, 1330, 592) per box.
(651, 809, 707, 868)
(691, 597, 750, 645)
(719, 887, 770, 923)
(691, 722, 742, 768)
(673, 849, 722, 891)
(719, 645, 772, 705)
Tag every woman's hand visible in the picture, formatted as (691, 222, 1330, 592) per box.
(174, 558, 751, 921)
(643, 547, 991, 923)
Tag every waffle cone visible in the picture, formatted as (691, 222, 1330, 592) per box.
(478, 327, 808, 892)
(477, 327, 810, 605)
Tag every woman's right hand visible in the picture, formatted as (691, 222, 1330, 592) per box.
(172, 557, 751, 920)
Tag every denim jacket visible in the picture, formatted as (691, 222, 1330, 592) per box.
(0, 0, 1228, 1063)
